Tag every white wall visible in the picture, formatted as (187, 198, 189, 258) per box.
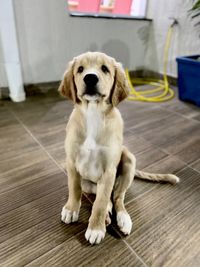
(11, 0, 150, 85)
(0, 0, 25, 101)
(1, 0, 200, 89)
(0, 32, 8, 87)
(145, 0, 200, 77)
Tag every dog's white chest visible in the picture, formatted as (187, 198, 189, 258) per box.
(75, 103, 105, 182)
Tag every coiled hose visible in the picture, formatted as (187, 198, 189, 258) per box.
(126, 24, 175, 102)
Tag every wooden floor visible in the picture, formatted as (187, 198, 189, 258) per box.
(0, 87, 200, 267)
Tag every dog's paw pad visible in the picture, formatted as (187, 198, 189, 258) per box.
(85, 228, 105, 245)
(117, 211, 132, 235)
(61, 207, 79, 224)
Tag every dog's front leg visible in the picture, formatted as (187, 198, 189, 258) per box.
(61, 160, 82, 224)
(85, 166, 116, 245)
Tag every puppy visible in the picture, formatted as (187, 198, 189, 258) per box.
(59, 52, 179, 245)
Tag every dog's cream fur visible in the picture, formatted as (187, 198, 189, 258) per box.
(59, 52, 179, 245)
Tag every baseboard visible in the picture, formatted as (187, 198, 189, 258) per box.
(0, 87, 9, 100)
(0, 81, 60, 100)
(24, 81, 60, 96)
(129, 69, 177, 85)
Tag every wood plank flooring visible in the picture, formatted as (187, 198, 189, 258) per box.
(0, 87, 200, 267)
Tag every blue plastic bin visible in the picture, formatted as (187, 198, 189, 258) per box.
(176, 55, 200, 107)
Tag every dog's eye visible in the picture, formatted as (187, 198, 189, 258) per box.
(77, 66, 84, 73)
(101, 65, 109, 73)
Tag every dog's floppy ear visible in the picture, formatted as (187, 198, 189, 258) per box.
(111, 62, 129, 106)
(58, 59, 79, 103)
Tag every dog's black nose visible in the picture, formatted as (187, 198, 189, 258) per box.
(84, 74, 99, 87)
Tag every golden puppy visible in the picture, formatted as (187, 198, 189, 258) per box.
(59, 52, 179, 245)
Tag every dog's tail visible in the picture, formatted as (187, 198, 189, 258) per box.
(135, 169, 180, 184)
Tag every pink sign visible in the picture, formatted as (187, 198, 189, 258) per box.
(77, 0, 100, 13)
(113, 0, 133, 15)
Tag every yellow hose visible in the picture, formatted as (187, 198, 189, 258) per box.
(126, 25, 175, 102)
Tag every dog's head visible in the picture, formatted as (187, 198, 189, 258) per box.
(58, 52, 129, 106)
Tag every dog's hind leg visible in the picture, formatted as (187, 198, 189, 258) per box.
(113, 146, 136, 235)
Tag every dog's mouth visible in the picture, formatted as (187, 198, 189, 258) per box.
(82, 89, 106, 101)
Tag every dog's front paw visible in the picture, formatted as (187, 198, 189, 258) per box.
(85, 228, 106, 245)
(61, 206, 79, 224)
(117, 211, 132, 235)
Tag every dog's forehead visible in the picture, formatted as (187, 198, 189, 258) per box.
(76, 52, 113, 66)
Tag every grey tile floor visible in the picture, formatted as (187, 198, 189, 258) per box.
(0, 88, 200, 266)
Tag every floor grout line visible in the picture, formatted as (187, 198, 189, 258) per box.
(113, 226, 149, 267)
(127, 133, 200, 175)
(9, 109, 67, 175)
(127, 129, 174, 157)
(0, 208, 62, 246)
(123, 240, 149, 267)
(159, 105, 200, 125)
(0, 187, 66, 221)
(23, 229, 86, 267)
